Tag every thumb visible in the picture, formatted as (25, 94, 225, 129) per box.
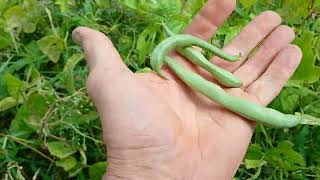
(72, 27, 134, 107)
(72, 27, 129, 73)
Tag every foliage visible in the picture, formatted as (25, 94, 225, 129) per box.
(0, 0, 319, 179)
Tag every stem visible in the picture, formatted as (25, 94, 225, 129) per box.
(259, 124, 274, 148)
(60, 121, 104, 144)
(0, 133, 54, 162)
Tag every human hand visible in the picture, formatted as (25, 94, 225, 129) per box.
(72, 0, 302, 179)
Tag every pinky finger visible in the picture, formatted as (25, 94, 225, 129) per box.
(245, 45, 302, 106)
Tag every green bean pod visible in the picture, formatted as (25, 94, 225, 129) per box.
(164, 56, 302, 128)
(151, 34, 240, 78)
(161, 24, 242, 87)
(177, 47, 243, 87)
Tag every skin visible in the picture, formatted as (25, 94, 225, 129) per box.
(72, 0, 302, 179)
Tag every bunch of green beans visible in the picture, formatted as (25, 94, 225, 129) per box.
(150, 24, 319, 128)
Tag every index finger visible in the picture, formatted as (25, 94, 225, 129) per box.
(184, 0, 236, 40)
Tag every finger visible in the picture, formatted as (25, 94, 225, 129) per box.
(212, 11, 282, 71)
(184, 0, 236, 40)
(245, 45, 302, 106)
(233, 25, 295, 89)
(72, 27, 130, 74)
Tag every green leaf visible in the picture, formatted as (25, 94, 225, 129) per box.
(56, 156, 78, 171)
(3, 0, 40, 33)
(64, 111, 99, 125)
(0, 29, 12, 49)
(119, 0, 137, 10)
(265, 141, 305, 171)
(182, 0, 207, 17)
(245, 144, 265, 160)
(314, 0, 320, 8)
(89, 162, 107, 180)
(278, 0, 309, 24)
(268, 87, 301, 114)
(47, 141, 77, 159)
(224, 26, 241, 46)
(95, 0, 111, 8)
(4, 73, 26, 100)
(135, 67, 152, 73)
(245, 159, 267, 169)
(10, 94, 54, 137)
(136, 25, 158, 65)
(291, 31, 320, 83)
(37, 35, 65, 63)
(61, 53, 84, 93)
(0, 96, 18, 111)
(54, 0, 76, 13)
(240, 0, 256, 9)
(303, 100, 320, 118)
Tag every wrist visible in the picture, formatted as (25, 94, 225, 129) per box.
(103, 161, 175, 180)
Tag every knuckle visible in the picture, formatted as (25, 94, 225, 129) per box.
(261, 11, 281, 21)
(277, 25, 295, 36)
(86, 70, 101, 97)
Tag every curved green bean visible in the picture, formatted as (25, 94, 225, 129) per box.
(177, 48, 242, 87)
(161, 24, 242, 87)
(164, 56, 302, 128)
(151, 34, 240, 78)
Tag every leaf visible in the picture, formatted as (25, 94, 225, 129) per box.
(268, 87, 301, 114)
(54, 0, 76, 13)
(9, 94, 54, 137)
(119, 0, 137, 10)
(64, 111, 99, 125)
(94, 0, 111, 8)
(135, 67, 152, 73)
(245, 144, 265, 160)
(240, 0, 256, 9)
(0, 97, 18, 112)
(278, 0, 309, 24)
(303, 101, 320, 118)
(290, 31, 320, 83)
(47, 141, 77, 159)
(4, 73, 26, 100)
(245, 159, 267, 169)
(89, 162, 107, 180)
(224, 26, 241, 46)
(136, 25, 158, 65)
(294, 126, 309, 156)
(0, 29, 12, 49)
(56, 156, 78, 171)
(120, 0, 185, 25)
(3, 0, 40, 33)
(182, 0, 207, 17)
(37, 35, 65, 63)
(314, 0, 320, 8)
(265, 141, 305, 171)
(61, 53, 84, 93)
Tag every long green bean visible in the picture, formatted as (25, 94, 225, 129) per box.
(151, 34, 240, 78)
(164, 56, 302, 128)
(162, 24, 242, 87)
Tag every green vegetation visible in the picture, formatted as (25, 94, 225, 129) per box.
(0, 0, 319, 179)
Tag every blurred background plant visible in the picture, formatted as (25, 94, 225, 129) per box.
(0, 0, 319, 179)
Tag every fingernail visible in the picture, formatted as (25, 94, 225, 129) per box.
(72, 28, 82, 45)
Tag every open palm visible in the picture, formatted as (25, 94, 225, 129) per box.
(72, 1, 302, 179)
